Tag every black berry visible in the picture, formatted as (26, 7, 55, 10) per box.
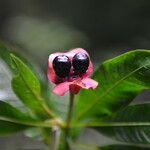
(53, 55, 71, 78)
(72, 53, 89, 74)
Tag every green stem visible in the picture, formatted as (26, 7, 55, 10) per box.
(64, 92, 75, 150)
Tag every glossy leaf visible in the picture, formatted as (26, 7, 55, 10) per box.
(11, 54, 55, 118)
(99, 145, 150, 150)
(0, 42, 51, 113)
(72, 143, 150, 150)
(96, 103, 150, 144)
(0, 101, 37, 135)
(0, 42, 28, 111)
(0, 121, 28, 135)
(75, 50, 150, 121)
(0, 100, 59, 132)
(0, 41, 13, 69)
(0, 101, 36, 121)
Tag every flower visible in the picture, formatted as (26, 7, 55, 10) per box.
(47, 48, 98, 96)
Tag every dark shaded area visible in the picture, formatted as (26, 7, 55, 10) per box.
(0, 0, 150, 58)
(41, 0, 150, 48)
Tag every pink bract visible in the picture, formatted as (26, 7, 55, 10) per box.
(47, 48, 98, 96)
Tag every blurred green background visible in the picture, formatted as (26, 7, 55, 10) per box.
(0, 0, 150, 149)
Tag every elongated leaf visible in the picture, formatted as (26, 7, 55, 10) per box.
(0, 101, 59, 134)
(72, 144, 150, 150)
(0, 121, 27, 135)
(72, 143, 150, 150)
(99, 145, 150, 150)
(95, 103, 150, 144)
(11, 54, 55, 118)
(0, 42, 51, 114)
(0, 42, 28, 112)
(75, 50, 150, 121)
(0, 101, 35, 121)
(0, 101, 36, 135)
(0, 58, 27, 111)
(0, 41, 12, 69)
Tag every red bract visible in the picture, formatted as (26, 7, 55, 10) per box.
(47, 48, 98, 96)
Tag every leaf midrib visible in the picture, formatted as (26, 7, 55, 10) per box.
(12, 56, 56, 118)
(0, 116, 54, 128)
(74, 121, 150, 128)
(20, 74, 56, 118)
(77, 61, 150, 120)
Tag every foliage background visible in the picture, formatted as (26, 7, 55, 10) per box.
(0, 0, 150, 149)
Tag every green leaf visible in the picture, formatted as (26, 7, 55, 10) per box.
(0, 57, 27, 110)
(11, 54, 55, 119)
(95, 103, 150, 144)
(0, 101, 35, 121)
(0, 42, 33, 112)
(0, 41, 13, 69)
(71, 143, 150, 150)
(0, 101, 36, 135)
(0, 100, 60, 131)
(75, 50, 150, 121)
(99, 145, 150, 150)
(0, 42, 50, 113)
(0, 121, 27, 135)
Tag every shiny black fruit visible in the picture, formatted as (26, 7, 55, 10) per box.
(72, 53, 89, 74)
(53, 55, 71, 78)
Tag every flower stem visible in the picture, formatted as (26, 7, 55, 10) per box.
(64, 92, 75, 150)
